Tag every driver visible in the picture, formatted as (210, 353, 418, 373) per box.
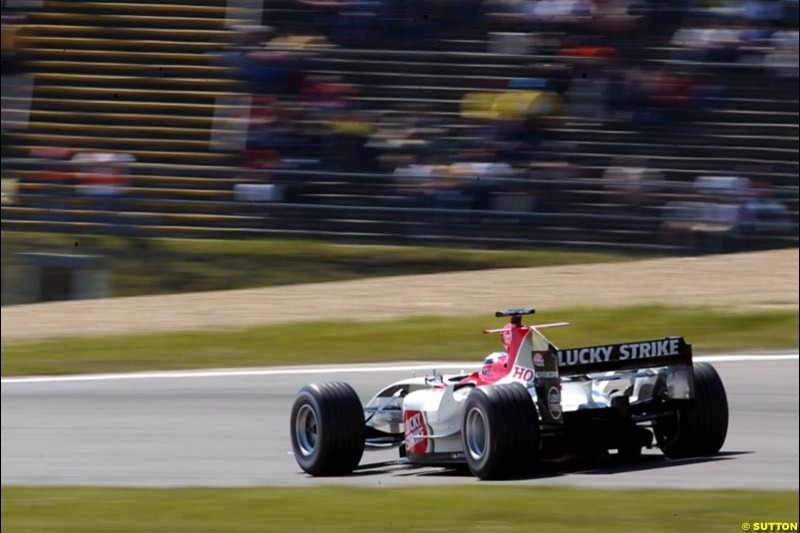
(481, 351, 508, 375)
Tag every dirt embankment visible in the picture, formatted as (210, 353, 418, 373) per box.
(2, 249, 797, 341)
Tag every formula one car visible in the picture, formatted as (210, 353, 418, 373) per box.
(290, 308, 729, 479)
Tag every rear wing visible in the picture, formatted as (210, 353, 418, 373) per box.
(555, 337, 692, 377)
(531, 337, 694, 425)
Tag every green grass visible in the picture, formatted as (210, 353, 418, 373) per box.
(2, 306, 797, 376)
(2, 486, 797, 533)
(1, 231, 631, 304)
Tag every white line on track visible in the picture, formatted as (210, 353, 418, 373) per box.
(1, 353, 797, 385)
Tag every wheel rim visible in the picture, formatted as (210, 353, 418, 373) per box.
(295, 404, 318, 457)
(465, 407, 488, 461)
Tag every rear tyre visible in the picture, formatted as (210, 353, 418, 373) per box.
(290, 382, 365, 476)
(615, 425, 650, 462)
(462, 383, 540, 480)
(656, 363, 729, 458)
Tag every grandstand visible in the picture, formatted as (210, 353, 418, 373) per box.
(1, 0, 797, 251)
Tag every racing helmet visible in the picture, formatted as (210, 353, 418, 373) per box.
(482, 351, 508, 375)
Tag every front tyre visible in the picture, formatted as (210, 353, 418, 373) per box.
(462, 383, 540, 480)
(656, 362, 729, 458)
(290, 382, 365, 476)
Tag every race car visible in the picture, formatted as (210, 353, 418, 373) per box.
(289, 307, 729, 479)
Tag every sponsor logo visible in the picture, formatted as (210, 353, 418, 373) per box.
(557, 338, 681, 367)
(511, 365, 535, 383)
(533, 352, 545, 367)
(617, 338, 681, 360)
(403, 410, 428, 455)
(548, 386, 562, 420)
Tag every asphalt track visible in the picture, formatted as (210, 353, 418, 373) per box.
(2, 355, 798, 489)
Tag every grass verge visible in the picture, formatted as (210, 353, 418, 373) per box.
(2, 485, 798, 533)
(1, 231, 630, 304)
(2, 306, 797, 376)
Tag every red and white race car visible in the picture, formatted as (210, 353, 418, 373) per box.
(290, 308, 729, 479)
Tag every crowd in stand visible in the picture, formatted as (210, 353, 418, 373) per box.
(3, 0, 796, 250)
(213, 0, 797, 249)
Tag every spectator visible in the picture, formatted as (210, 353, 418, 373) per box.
(1, 9, 27, 75)
(72, 152, 134, 199)
(671, 19, 743, 64)
(660, 174, 795, 252)
(765, 29, 799, 78)
(602, 156, 664, 207)
(22, 148, 74, 208)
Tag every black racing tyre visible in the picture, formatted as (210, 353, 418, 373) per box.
(617, 441, 643, 462)
(461, 382, 540, 480)
(616, 425, 649, 462)
(290, 382, 365, 476)
(656, 363, 729, 458)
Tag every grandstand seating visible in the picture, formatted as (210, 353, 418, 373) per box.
(1, 0, 797, 251)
